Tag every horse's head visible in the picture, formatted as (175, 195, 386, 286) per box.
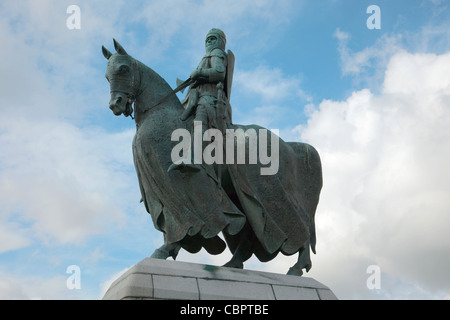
(102, 39, 139, 117)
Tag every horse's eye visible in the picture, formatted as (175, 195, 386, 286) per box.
(119, 65, 130, 74)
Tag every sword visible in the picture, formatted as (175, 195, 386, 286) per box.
(216, 82, 225, 188)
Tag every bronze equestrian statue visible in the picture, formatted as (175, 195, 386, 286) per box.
(102, 30, 322, 276)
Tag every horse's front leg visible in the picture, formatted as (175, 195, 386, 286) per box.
(150, 241, 181, 260)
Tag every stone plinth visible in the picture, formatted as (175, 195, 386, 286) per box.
(102, 258, 337, 300)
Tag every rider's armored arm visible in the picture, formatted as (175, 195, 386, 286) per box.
(191, 49, 227, 83)
(205, 52, 226, 82)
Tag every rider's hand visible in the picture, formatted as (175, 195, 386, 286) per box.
(190, 69, 208, 81)
(190, 69, 201, 80)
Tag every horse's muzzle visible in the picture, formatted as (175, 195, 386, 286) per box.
(109, 93, 128, 116)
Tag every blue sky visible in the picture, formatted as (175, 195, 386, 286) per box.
(1, 0, 450, 300)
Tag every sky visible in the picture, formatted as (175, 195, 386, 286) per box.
(0, 0, 449, 300)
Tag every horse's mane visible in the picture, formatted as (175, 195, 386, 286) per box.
(134, 57, 184, 111)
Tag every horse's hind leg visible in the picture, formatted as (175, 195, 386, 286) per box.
(222, 223, 254, 269)
(150, 241, 181, 260)
(287, 242, 312, 276)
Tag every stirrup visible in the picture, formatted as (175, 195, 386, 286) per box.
(167, 162, 201, 173)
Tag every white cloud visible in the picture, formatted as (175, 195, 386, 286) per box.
(0, 118, 133, 246)
(0, 223, 30, 254)
(383, 51, 450, 94)
(235, 65, 310, 102)
(0, 277, 29, 300)
(0, 1, 141, 249)
(334, 28, 405, 89)
(230, 65, 311, 138)
(131, 0, 302, 54)
(294, 50, 450, 299)
(0, 273, 84, 300)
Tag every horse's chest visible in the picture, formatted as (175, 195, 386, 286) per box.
(134, 121, 174, 156)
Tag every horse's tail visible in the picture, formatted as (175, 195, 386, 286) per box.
(287, 142, 323, 255)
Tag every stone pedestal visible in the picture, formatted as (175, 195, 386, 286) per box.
(102, 258, 337, 300)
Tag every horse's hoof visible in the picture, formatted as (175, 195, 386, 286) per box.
(287, 267, 303, 277)
(222, 260, 244, 269)
(150, 249, 169, 259)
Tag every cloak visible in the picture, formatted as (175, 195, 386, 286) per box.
(133, 115, 322, 260)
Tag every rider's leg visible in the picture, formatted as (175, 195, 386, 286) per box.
(167, 104, 208, 173)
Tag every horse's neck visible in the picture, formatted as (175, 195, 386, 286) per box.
(134, 61, 183, 126)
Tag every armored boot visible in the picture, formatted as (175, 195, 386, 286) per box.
(167, 161, 201, 173)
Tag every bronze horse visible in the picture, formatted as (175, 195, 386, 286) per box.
(102, 39, 322, 276)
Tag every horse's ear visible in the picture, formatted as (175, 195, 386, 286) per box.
(102, 46, 113, 60)
(113, 38, 128, 55)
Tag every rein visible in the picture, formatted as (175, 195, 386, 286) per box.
(112, 57, 185, 120)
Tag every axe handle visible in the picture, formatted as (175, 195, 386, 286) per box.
(145, 78, 193, 112)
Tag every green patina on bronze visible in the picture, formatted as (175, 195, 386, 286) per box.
(102, 29, 323, 276)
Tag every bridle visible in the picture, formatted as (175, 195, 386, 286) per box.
(109, 58, 140, 119)
(109, 56, 184, 120)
